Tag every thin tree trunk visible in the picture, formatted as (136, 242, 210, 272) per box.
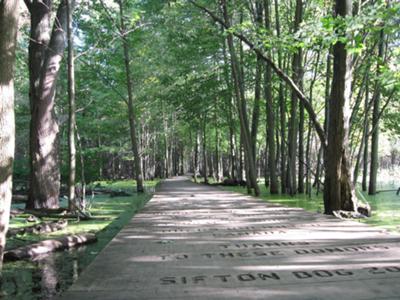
(315, 47, 332, 193)
(0, 0, 19, 269)
(362, 82, 369, 191)
(273, 0, 286, 194)
(287, 0, 303, 196)
(264, 0, 278, 194)
(222, 0, 260, 196)
(250, 1, 263, 161)
(353, 78, 370, 186)
(298, 100, 305, 193)
(118, 0, 144, 192)
(75, 125, 86, 203)
(193, 130, 199, 182)
(203, 117, 208, 184)
(222, 38, 237, 180)
(306, 50, 321, 196)
(368, 29, 385, 195)
(67, 0, 76, 210)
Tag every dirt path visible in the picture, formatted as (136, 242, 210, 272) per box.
(59, 176, 400, 299)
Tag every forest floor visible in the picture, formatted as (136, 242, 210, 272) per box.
(1, 179, 159, 299)
(59, 176, 400, 300)
(218, 182, 400, 234)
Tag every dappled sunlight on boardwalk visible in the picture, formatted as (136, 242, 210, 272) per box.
(59, 176, 400, 300)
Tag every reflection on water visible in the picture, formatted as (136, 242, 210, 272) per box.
(144, 186, 156, 193)
(2, 185, 155, 299)
(1, 246, 90, 299)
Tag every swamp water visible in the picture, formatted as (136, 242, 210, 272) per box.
(1, 245, 93, 299)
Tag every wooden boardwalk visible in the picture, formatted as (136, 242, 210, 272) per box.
(59, 177, 400, 299)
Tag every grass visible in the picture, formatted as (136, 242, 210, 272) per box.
(1, 179, 159, 299)
(88, 179, 159, 192)
(214, 179, 400, 234)
(6, 179, 159, 251)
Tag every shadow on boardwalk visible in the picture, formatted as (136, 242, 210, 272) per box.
(59, 176, 400, 300)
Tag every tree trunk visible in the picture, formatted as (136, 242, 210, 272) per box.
(306, 50, 321, 196)
(223, 39, 237, 180)
(353, 79, 369, 186)
(324, 0, 357, 214)
(264, 0, 278, 194)
(67, 0, 76, 210)
(118, 0, 144, 193)
(191, 0, 363, 214)
(287, 0, 303, 196)
(75, 125, 86, 203)
(368, 29, 385, 195)
(193, 130, 199, 182)
(27, 0, 69, 209)
(273, 0, 286, 194)
(202, 117, 208, 184)
(0, 0, 19, 269)
(298, 101, 305, 193)
(222, 0, 260, 196)
(250, 1, 263, 161)
(362, 83, 369, 191)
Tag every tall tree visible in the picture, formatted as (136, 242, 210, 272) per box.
(264, 0, 278, 193)
(368, 29, 385, 195)
(287, 0, 303, 195)
(0, 0, 19, 268)
(323, 0, 356, 214)
(25, 0, 69, 209)
(67, 0, 76, 210)
(274, 0, 287, 193)
(117, 0, 144, 193)
(190, 0, 363, 214)
(221, 0, 260, 196)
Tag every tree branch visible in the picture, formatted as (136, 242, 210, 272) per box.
(189, 0, 327, 149)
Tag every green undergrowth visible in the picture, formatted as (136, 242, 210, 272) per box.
(1, 180, 158, 299)
(88, 179, 159, 192)
(217, 181, 400, 234)
(7, 179, 159, 251)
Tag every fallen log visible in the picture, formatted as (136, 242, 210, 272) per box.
(4, 234, 97, 261)
(10, 208, 24, 218)
(7, 220, 68, 237)
(24, 209, 92, 221)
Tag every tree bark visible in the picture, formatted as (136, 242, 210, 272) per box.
(273, 0, 287, 194)
(287, 0, 303, 196)
(27, 0, 68, 209)
(190, 0, 363, 214)
(67, 0, 76, 210)
(264, 0, 278, 194)
(202, 116, 208, 184)
(0, 0, 19, 269)
(362, 81, 369, 191)
(222, 0, 260, 196)
(353, 78, 369, 186)
(324, 0, 357, 214)
(250, 1, 263, 161)
(118, 0, 144, 193)
(193, 130, 199, 182)
(368, 29, 385, 195)
(223, 38, 237, 180)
